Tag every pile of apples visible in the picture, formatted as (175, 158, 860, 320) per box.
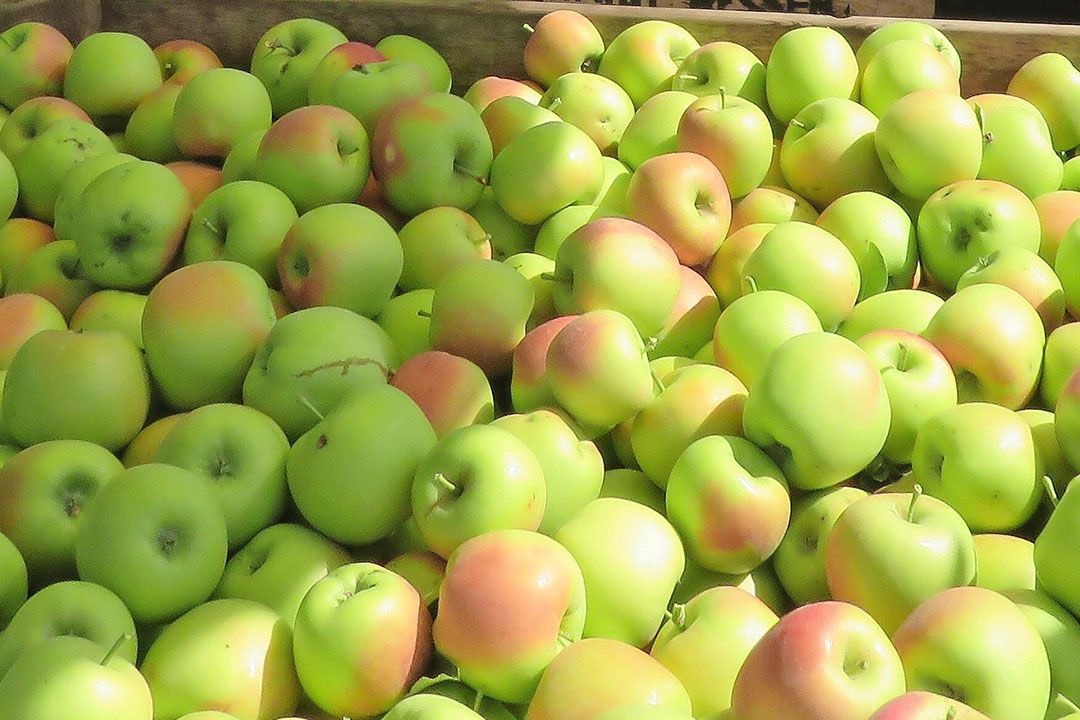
(1, 6, 1080, 720)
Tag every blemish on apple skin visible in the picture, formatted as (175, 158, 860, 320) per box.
(316, 434, 328, 449)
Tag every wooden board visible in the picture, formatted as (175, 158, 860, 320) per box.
(0, 0, 99, 42)
(531, 0, 936, 20)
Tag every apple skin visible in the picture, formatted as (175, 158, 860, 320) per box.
(860, 39, 960, 118)
(0, 634, 152, 720)
(817, 191, 917, 297)
(391, 350, 494, 438)
(1033, 190, 1080, 265)
(666, 435, 789, 575)
(167, 160, 222, 208)
(555, 498, 684, 647)
(675, 92, 773, 200)
(142, 261, 277, 410)
(293, 564, 431, 718)
(650, 586, 777, 719)
(731, 601, 905, 720)
(314, 59, 432, 136)
(172, 68, 272, 159)
(435, 529, 585, 704)
(598, 20, 699, 108)
(121, 413, 185, 467)
(249, 18, 346, 116)
(524, 10, 605, 87)
(618, 90, 697, 170)
(220, 128, 265, 183)
(912, 402, 1042, 533)
(378, 288, 434, 363)
(1058, 220, 1080, 318)
(838, 289, 943, 340)
(5, 239, 94, 320)
(0, 149, 14, 223)
(855, 21, 961, 81)
(1036, 477, 1080, 617)
(868, 692, 991, 720)
(154, 39, 222, 85)
(142, 598, 301, 720)
(52, 152, 139, 245)
(306, 41, 386, 106)
(511, 315, 577, 414)
(0, 292, 66, 370)
(63, 31, 163, 120)
(704, 222, 774, 306)
(765, 27, 858, 125)
(1044, 322, 1080, 410)
(973, 533, 1036, 592)
(874, 90, 983, 201)
(671, 41, 767, 108)
(398, 206, 491, 292)
(729, 185, 818, 232)
(287, 383, 437, 546)
(651, 265, 720, 361)
(480, 95, 560, 157)
(0, 218, 54, 290)
(540, 73, 634, 157)
(386, 695, 486, 720)
(1007, 53, 1080, 153)
(956, 246, 1065, 331)
(0, 531, 26, 628)
(970, 93, 1063, 198)
(526, 637, 693, 720)
(123, 84, 183, 162)
(1064, 158, 1080, 191)
(599, 468, 665, 515)
(385, 550, 445, 607)
(0, 22, 73, 110)
(893, 586, 1051, 720)
(923, 283, 1045, 409)
(463, 76, 542, 114)
(0, 95, 89, 160)
(1003, 588, 1080, 707)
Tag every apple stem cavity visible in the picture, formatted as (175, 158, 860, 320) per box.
(101, 634, 133, 666)
(417, 308, 433, 318)
(907, 484, 923, 523)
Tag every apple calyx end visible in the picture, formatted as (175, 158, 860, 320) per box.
(102, 634, 133, 666)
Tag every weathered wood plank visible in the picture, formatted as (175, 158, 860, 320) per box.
(530, 0, 936, 20)
(0, 0, 100, 44)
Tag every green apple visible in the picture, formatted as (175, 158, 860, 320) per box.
(398, 206, 491, 292)
(0, 95, 89, 160)
(307, 41, 387, 105)
(956, 246, 1065, 332)
(1043, 322, 1080, 410)
(861, 39, 960, 117)
(650, 266, 720, 361)
(972, 533, 1036, 592)
(63, 31, 162, 121)
(1007, 53, 1080, 153)
(287, 383, 437, 545)
(411, 424, 546, 558)
(0, 22, 73, 109)
(506, 251, 558, 328)
(1033, 191, 1080, 267)
(387, 694, 484, 720)
(868, 692, 990, 720)
(385, 551, 445, 607)
(970, 93, 1064, 197)
(390, 351, 495, 438)
(293, 564, 430, 717)
(1003, 588, 1080, 706)
(617, 90, 696, 170)
(172, 68, 271, 158)
(729, 185, 818, 232)
(52, 152, 138, 244)
(123, 84, 183, 162)
(11, 117, 113, 221)
(912, 402, 1041, 532)
(510, 315, 576, 414)
(377, 34, 452, 92)
(0, 531, 25, 628)
(0, 217, 55, 290)
(313, 58, 431, 136)
(592, 156, 632, 213)
(1036, 480, 1080, 616)
(875, 89, 983, 201)
(555, 498, 684, 647)
(1064, 157, 1080, 191)
(838, 288, 943, 340)
(540, 72, 634, 156)
(0, 150, 14, 224)
(599, 468, 665, 514)
(855, 21, 961, 83)
(74, 463, 229, 624)
(671, 41, 767, 110)
(463, 76, 541, 114)
(480, 95, 561, 156)
(598, 21, 699, 108)
(470, 186, 538, 259)
(1058, 218, 1080, 318)
(378, 288, 434, 363)
(523, 9, 604, 87)
(5, 240, 93, 319)
(142, 598, 301, 719)
(893, 586, 1051, 720)
(219, 128, 265, 183)
(703, 222, 773, 306)
(765, 27, 858, 124)
(154, 38, 222, 85)
(407, 674, 520, 720)
(675, 92, 773, 199)
(817, 191, 918, 296)
(0, 292, 66, 369)
(249, 18, 346, 116)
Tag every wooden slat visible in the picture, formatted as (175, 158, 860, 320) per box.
(529, 0, 935, 20)
(0, 0, 100, 45)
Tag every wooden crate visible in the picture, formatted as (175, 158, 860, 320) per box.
(1, 0, 1079, 97)
(530, 0, 936, 20)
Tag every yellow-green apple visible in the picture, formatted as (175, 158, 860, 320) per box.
(75, 463, 228, 624)
(378, 288, 434, 362)
(650, 266, 720, 360)
(855, 21, 961, 82)
(766, 27, 858, 124)
(428, 259, 532, 377)
(555, 498, 684, 646)
(411, 424, 546, 558)
(0, 579, 137, 675)
(123, 84, 183, 162)
(249, 18, 346, 116)
(625, 151, 730, 266)
(63, 32, 162, 121)
(598, 20, 699, 108)
(631, 364, 747, 487)
(387, 694, 485, 719)
(154, 39, 222, 85)
(817, 191, 918, 297)
(11, 117, 113, 221)
(526, 637, 693, 720)
(973, 533, 1035, 592)
(506, 251, 558, 328)
(0, 634, 151, 720)
(857, 330, 957, 465)
(1033, 190, 1080, 264)
(313, 59, 432, 135)
(167, 159, 221, 208)
(534, 204, 620, 262)
(592, 156, 632, 212)
(0, 217, 53, 288)
(600, 468, 665, 514)
(491, 121, 603, 225)
(385, 550, 444, 607)
(480, 95, 560, 157)
(67, 159, 189, 289)
(391, 350, 495, 438)
(970, 94, 1063, 197)
(524, 10, 605, 86)
(172, 68, 272, 159)
(306, 40, 385, 104)
(277, 203, 402, 317)
(1036, 481, 1080, 616)
(470, 186, 537, 259)
(893, 586, 1051, 720)
(398, 206, 491, 292)
(704, 222, 774, 306)
(826, 488, 976, 634)
(252, 105, 368, 213)
(142, 598, 300, 719)
(3, 329, 149, 450)
(550, 217, 679, 338)
(539, 73, 633, 156)
(511, 314, 576, 413)
(923, 283, 1045, 408)
(0, 531, 25, 628)
(293, 564, 430, 718)
(666, 435, 788, 574)
(463, 76, 542, 114)
(373, 93, 492, 216)
(956, 246, 1064, 331)
(861, 39, 960, 117)
(0, 292, 65, 369)
(729, 185, 818, 231)
(1044, 323, 1080, 410)
(546, 310, 657, 430)
(434, 529, 585, 703)
(875, 89, 983, 201)
(916, 179, 1041, 290)
(1008, 53, 1080, 153)
(0, 95, 89, 160)
(1058, 220, 1080, 318)
(617, 90, 696, 170)
(839, 289, 944, 340)
(407, 674, 522, 720)
(5, 239, 93, 319)
(0, 439, 122, 582)
(712, 289, 823, 389)
(492, 410, 604, 534)
(731, 600, 905, 720)
(671, 41, 767, 108)
(287, 383, 436, 545)
(1064, 158, 1080, 190)
(868, 692, 991, 720)
(220, 128, 264, 183)
(122, 414, 187, 467)
(376, 34, 452, 92)
(675, 92, 773, 199)
(243, 305, 394, 440)
(143, 261, 276, 410)
(52, 152, 138, 242)
(912, 402, 1042, 532)
(781, 98, 892, 210)
(651, 586, 777, 719)
(1003, 588, 1080, 706)
(742, 222, 860, 331)
(0, 150, 13, 222)
(0, 22, 72, 109)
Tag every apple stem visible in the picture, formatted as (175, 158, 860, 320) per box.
(650, 367, 666, 394)
(1043, 475, 1059, 509)
(523, 23, 535, 34)
(453, 164, 489, 187)
(101, 634, 132, 666)
(201, 217, 221, 236)
(906, 484, 923, 523)
(547, 97, 563, 112)
(719, 87, 727, 110)
(473, 689, 485, 712)
(433, 472, 457, 494)
(417, 309, 433, 318)
(946, 708, 957, 720)
(557, 631, 574, 647)
(744, 276, 759, 294)
(295, 393, 325, 422)
(789, 118, 807, 130)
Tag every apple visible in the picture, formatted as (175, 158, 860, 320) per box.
(398, 206, 491, 292)
(376, 34, 452, 93)
(817, 192, 918, 297)
(1007, 53, 1080, 153)
(463, 76, 542, 113)
(0, 95, 90, 160)
(970, 93, 1064, 198)
(729, 185, 818, 232)
(523, 10, 605, 86)
(249, 18, 347, 116)
(154, 39, 222, 85)
(510, 314, 577, 414)
(703, 222, 774, 306)
(470, 186, 538, 259)
(1058, 219, 1080, 318)
(1003, 588, 1080, 707)
(0, 531, 26, 628)
(0, 218, 54, 289)
(893, 586, 1051, 720)
(765, 27, 858, 124)
(675, 92, 773, 199)
(293, 564, 430, 718)
(121, 414, 186, 467)
(387, 694, 485, 719)
(52, 151, 139, 243)
(123, 84, 183, 162)
(861, 39, 960, 117)
(539, 73, 634, 156)
(11, 117, 113, 221)
(143, 261, 277, 410)
(287, 383, 437, 546)
(599, 468, 665, 514)
(650, 265, 720, 360)
(535, 206, 620, 264)
(0, 22, 73, 109)
(313, 59, 432, 135)
(172, 68, 272, 158)
(956, 246, 1065, 331)
(5, 240, 94, 319)
(0, 149, 14, 223)
(731, 601, 905, 720)
(1064, 157, 1080, 191)
(378, 288, 434, 363)
(973, 533, 1036, 592)
(373, 92, 492, 216)
(219, 128, 265, 183)
(307, 41, 386, 104)
(868, 692, 991, 720)
(671, 41, 767, 108)
(598, 20, 699, 107)
(63, 32, 162, 121)
(1033, 190, 1080, 265)
(838, 288, 944, 340)
(385, 551, 445, 607)
(555, 498, 684, 647)
(1037, 480, 1080, 617)
(391, 350, 495, 438)
(1043, 323, 1080, 410)
(0, 292, 66, 369)
(874, 90, 983, 201)
(506, 251, 558, 328)
(617, 90, 696, 170)
(480, 95, 561, 156)
(167, 159, 221, 207)
(856, 21, 961, 81)
(912, 402, 1042, 532)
